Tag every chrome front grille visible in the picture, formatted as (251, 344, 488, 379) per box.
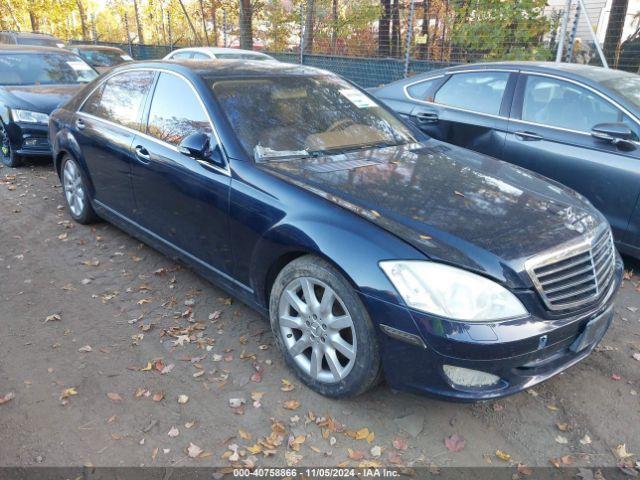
(526, 226, 616, 311)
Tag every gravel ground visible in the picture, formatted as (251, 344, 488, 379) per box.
(0, 162, 639, 471)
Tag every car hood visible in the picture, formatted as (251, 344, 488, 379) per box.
(261, 140, 605, 287)
(0, 84, 83, 114)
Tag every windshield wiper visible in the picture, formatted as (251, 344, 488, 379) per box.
(308, 141, 402, 157)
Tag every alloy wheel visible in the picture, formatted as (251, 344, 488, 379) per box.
(63, 159, 86, 217)
(278, 277, 357, 384)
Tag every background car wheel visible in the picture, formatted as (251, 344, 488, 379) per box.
(61, 155, 98, 224)
(270, 255, 382, 398)
(0, 123, 23, 167)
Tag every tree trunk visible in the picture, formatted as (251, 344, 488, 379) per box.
(378, 0, 391, 56)
(239, 0, 253, 49)
(28, 10, 38, 31)
(198, 0, 210, 45)
(132, 0, 145, 44)
(303, 0, 315, 54)
(330, 0, 338, 53)
(178, 0, 202, 44)
(420, 0, 430, 59)
(390, 0, 400, 57)
(603, 0, 628, 67)
(210, 0, 218, 46)
(75, 0, 89, 41)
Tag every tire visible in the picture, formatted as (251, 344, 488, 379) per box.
(61, 155, 99, 224)
(269, 255, 382, 398)
(0, 123, 23, 167)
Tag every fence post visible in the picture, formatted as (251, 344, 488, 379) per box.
(566, 0, 580, 62)
(576, 0, 608, 67)
(556, 0, 572, 62)
(403, 0, 416, 78)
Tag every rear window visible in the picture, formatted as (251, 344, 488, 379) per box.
(0, 53, 97, 85)
(216, 53, 272, 61)
(16, 37, 63, 48)
(78, 49, 129, 67)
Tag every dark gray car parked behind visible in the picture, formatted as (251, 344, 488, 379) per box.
(372, 62, 640, 257)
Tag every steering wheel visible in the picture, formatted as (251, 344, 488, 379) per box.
(327, 118, 356, 132)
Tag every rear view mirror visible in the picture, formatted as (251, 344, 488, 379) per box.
(177, 132, 211, 159)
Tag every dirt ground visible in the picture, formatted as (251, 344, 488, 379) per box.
(1, 161, 639, 471)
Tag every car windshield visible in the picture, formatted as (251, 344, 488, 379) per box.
(601, 75, 640, 110)
(216, 53, 272, 61)
(17, 37, 62, 47)
(211, 75, 416, 161)
(0, 53, 97, 85)
(78, 49, 128, 67)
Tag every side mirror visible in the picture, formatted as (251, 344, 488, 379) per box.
(177, 132, 212, 159)
(591, 123, 637, 151)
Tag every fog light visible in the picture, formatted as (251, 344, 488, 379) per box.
(443, 365, 501, 387)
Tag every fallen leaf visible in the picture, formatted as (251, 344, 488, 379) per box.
(632, 353, 640, 362)
(556, 422, 572, 432)
(495, 450, 511, 462)
(239, 429, 251, 441)
(555, 435, 568, 444)
(579, 434, 592, 445)
(177, 394, 189, 404)
(78, 345, 92, 353)
(44, 313, 61, 323)
(392, 437, 408, 451)
(0, 392, 15, 405)
(444, 434, 466, 452)
(612, 373, 622, 381)
(167, 426, 179, 438)
(107, 392, 123, 403)
(229, 397, 245, 408)
(283, 399, 300, 410)
(517, 464, 533, 476)
(152, 391, 164, 402)
(280, 379, 295, 392)
(613, 444, 634, 460)
(371, 445, 382, 457)
(187, 442, 203, 458)
(60, 387, 78, 400)
(347, 448, 365, 460)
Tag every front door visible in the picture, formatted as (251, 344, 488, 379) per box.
(75, 70, 155, 216)
(130, 71, 233, 275)
(503, 73, 640, 241)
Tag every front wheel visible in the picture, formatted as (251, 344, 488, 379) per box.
(61, 155, 98, 224)
(0, 123, 22, 167)
(270, 255, 381, 398)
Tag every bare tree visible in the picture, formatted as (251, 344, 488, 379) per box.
(76, 0, 89, 40)
(178, 0, 202, 44)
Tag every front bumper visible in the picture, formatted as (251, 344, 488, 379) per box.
(364, 255, 623, 401)
(7, 122, 51, 156)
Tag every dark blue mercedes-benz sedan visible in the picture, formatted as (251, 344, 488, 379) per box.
(49, 60, 622, 400)
(371, 62, 640, 258)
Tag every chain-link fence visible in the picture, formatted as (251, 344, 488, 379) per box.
(50, 0, 640, 86)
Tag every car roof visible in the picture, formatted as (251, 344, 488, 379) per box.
(0, 30, 59, 39)
(0, 44, 72, 54)
(72, 44, 126, 53)
(118, 59, 328, 79)
(169, 47, 271, 56)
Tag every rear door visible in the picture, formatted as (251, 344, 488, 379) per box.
(409, 70, 515, 158)
(503, 72, 640, 241)
(75, 70, 156, 216)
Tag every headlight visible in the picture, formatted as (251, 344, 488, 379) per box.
(12, 109, 49, 124)
(380, 261, 527, 321)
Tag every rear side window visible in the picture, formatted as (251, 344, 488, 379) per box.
(192, 52, 209, 59)
(81, 70, 155, 130)
(171, 51, 193, 59)
(434, 71, 510, 115)
(522, 75, 621, 132)
(146, 73, 212, 145)
(405, 77, 440, 101)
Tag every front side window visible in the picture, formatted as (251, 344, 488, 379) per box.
(81, 70, 155, 130)
(434, 71, 510, 115)
(0, 53, 97, 85)
(522, 75, 621, 132)
(146, 73, 212, 145)
(211, 75, 416, 160)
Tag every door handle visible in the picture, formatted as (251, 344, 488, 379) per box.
(134, 145, 150, 162)
(415, 111, 439, 124)
(514, 130, 543, 141)
(75, 118, 85, 130)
